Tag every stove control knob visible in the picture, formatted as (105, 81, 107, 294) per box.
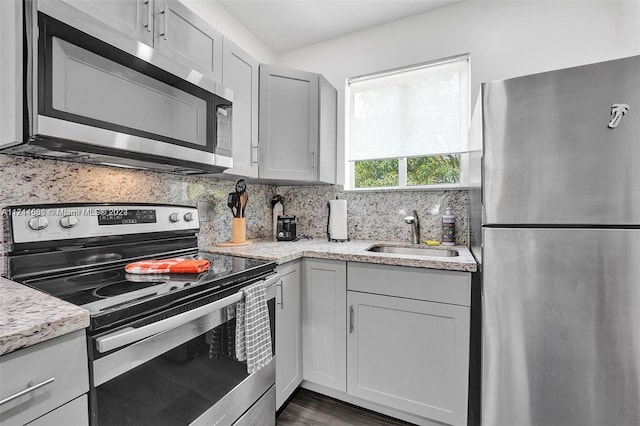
(59, 215, 79, 229)
(183, 212, 194, 222)
(169, 212, 180, 223)
(28, 216, 49, 231)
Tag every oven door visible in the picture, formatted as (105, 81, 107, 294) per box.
(90, 274, 278, 426)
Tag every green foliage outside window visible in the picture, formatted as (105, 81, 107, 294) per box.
(354, 159, 399, 188)
(354, 155, 459, 188)
(407, 155, 460, 185)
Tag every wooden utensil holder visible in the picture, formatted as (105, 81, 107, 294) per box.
(231, 218, 246, 243)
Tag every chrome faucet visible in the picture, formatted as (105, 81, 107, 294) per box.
(404, 210, 420, 244)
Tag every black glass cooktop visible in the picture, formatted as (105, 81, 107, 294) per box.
(21, 252, 275, 331)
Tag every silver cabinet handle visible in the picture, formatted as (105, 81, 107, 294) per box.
(0, 377, 55, 406)
(143, 0, 152, 32)
(349, 305, 354, 333)
(310, 151, 315, 170)
(159, 6, 167, 40)
(252, 145, 259, 165)
(277, 280, 284, 310)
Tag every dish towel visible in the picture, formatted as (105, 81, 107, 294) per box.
(235, 281, 273, 374)
(124, 258, 210, 274)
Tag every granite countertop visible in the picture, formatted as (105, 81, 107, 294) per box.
(0, 277, 90, 356)
(203, 239, 477, 272)
(0, 239, 475, 357)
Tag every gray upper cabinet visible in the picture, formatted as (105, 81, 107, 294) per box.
(259, 64, 336, 183)
(154, 0, 223, 83)
(222, 38, 259, 178)
(59, 0, 154, 46)
(58, 0, 223, 83)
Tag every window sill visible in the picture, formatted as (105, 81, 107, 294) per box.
(343, 184, 478, 193)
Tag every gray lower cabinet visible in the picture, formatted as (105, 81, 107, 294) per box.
(222, 38, 259, 178)
(0, 330, 89, 426)
(302, 259, 347, 391)
(347, 263, 471, 426)
(275, 261, 303, 409)
(300, 261, 472, 426)
(259, 64, 336, 183)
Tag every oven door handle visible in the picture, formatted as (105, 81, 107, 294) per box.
(96, 273, 280, 353)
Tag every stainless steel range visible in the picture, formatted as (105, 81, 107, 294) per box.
(5, 203, 278, 426)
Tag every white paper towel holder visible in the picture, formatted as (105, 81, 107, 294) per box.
(327, 197, 350, 242)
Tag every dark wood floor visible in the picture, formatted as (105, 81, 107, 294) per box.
(276, 388, 414, 426)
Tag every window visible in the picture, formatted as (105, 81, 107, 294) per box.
(346, 55, 470, 190)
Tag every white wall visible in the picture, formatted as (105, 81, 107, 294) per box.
(180, 0, 277, 63)
(275, 0, 640, 184)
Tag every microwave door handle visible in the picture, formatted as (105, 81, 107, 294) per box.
(96, 292, 243, 353)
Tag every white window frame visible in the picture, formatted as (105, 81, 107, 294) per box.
(345, 54, 471, 191)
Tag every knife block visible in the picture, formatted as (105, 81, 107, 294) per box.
(231, 218, 246, 243)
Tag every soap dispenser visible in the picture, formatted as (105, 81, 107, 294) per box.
(442, 208, 456, 246)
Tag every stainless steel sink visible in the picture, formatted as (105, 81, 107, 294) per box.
(366, 245, 458, 257)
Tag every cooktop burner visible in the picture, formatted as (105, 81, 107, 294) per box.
(93, 280, 163, 298)
(67, 270, 122, 284)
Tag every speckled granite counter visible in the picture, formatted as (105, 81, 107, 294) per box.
(0, 277, 90, 356)
(0, 240, 474, 356)
(203, 239, 477, 272)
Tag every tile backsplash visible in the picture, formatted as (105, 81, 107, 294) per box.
(276, 185, 469, 245)
(0, 155, 275, 275)
(1, 154, 469, 276)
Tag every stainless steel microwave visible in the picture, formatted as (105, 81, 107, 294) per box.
(0, 0, 233, 174)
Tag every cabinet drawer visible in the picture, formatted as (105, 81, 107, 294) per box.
(348, 262, 471, 306)
(28, 395, 88, 426)
(0, 330, 89, 426)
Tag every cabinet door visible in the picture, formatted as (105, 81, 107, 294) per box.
(154, 0, 223, 82)
(347, 292, 470, 426)
(259, 65, 318, 181)
(302, 259, 347, 391)
(222, 38, 259, 178)
(59, 0, 153, 46)
(318, 75, 337, 184)
(0, 0, 22, 148)
(275, 261, 303, 409)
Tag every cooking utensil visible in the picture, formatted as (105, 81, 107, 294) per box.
(240, 192, 248, 217)
(234, 179, 248, 218)
(235, 179, 246, 194)
(227, 192, 239, 217)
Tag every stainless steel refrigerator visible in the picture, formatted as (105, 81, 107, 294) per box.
(480, 55, 640, 426)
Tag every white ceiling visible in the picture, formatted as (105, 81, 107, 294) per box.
(217, 0, 463, 54)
